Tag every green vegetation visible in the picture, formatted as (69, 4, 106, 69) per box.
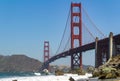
(55, 68, 86, 75)
(69, 68, 86, 75)
(55, 69, 64, 75)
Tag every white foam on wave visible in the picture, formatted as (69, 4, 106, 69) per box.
(34, 72, 41, 76)
(0, 73, 92, 81)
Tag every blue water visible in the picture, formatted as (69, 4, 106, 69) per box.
(0, 72, 36, 78)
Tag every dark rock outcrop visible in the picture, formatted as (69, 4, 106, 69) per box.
(93, 54, 120, 79)
(0, 55, 42, 72)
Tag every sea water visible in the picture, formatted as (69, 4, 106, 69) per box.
(0, 72, 93, 81)
(0, 72, 36, 78)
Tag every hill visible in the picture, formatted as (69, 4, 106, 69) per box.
(0, 55, 42, 72)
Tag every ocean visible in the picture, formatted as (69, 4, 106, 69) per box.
(0, 72, 93, 81)
(0, 72, 37, 78)
(0, 72, 119, 81)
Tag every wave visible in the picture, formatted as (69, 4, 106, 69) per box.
(0, 73, 93, 81)
(34, 72, 41, 76)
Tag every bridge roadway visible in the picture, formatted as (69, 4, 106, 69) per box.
(42, 34, 120, 70)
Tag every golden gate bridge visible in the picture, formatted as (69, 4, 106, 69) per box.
(40, 3, 120, 71)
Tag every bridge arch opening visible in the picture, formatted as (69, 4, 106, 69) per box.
(73, 16, 79, 23)
(73, 7, 80, 13)
(102, 52, 107, 64)
(82, 50, 95, 67)
(73, 39, 80, 48)
(73, 26, 79, 35)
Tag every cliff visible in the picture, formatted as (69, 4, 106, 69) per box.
(0, 55, 42, 72)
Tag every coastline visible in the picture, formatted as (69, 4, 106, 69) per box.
(0, 73, 92, 81)
(0, 73, 119, 81)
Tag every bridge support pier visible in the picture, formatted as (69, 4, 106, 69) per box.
(95, 41, 109, 67)
(95, 42, 103, 67)
(109, 32, 113, 59)
(95, 32, 114, 67)
(95, 37, 98, 67)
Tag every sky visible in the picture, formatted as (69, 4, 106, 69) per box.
(0, 0, 120, 66)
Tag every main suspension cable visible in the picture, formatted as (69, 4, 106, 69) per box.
(55, 8, 71, 55)
(82, 7, 106, 38)
(82, 22, 95, 40)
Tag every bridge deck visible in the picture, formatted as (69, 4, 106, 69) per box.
(41, 34, 120, 70)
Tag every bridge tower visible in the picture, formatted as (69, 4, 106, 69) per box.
(44, 41, 50, 69)
(71, 3, 82, 69)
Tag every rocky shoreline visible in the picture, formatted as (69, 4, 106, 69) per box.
(93, 54, 120, 79)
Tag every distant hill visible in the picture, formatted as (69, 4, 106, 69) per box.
(0, 55, 42, 72)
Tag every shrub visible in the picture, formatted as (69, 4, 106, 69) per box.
(55, 69, 64, 75)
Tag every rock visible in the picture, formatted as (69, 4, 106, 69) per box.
(93, 54, 120, 79)
(98, 68, 117, 79)
(105, 72, 117, 79)
(99, 73, 106, 79)
(102, 67, 116, 74)
(69, 77, 75, 81)
(93, 70, 100, 77)
(116, 69, 120, 77)
(86, 66, 95, 73)
(12, 80, 17, 81)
